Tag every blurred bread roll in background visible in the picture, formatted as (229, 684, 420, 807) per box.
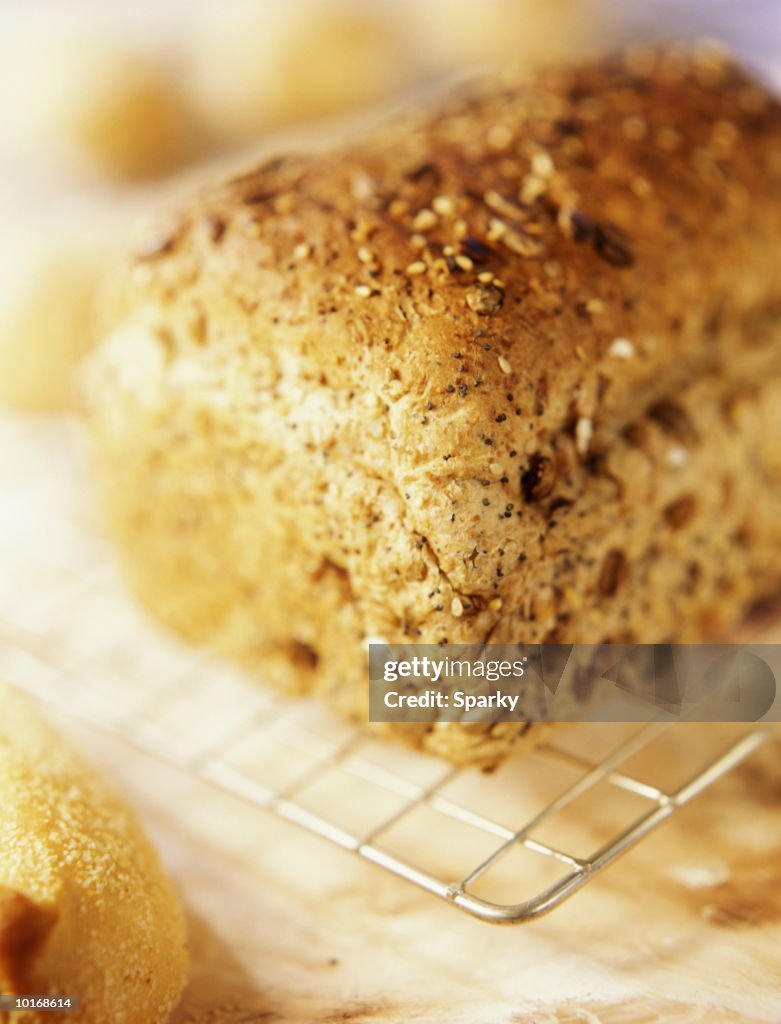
(402, 0, 602, 73)
(0, 190, 143, 412)
(0, 31, 204, 183)
(186, 0, 409, 146)
(40, 43, 203, 181)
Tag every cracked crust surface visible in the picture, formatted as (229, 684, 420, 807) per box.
(0, 684, 188, 1023)
(82, 46, 781, 767)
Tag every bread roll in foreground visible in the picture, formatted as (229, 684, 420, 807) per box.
(0, 684, 187, 1023)
(82, 47, 781, 768)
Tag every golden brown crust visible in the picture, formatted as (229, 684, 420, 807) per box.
(0, 685, 188, 1023)
(84, 46, 781, 767)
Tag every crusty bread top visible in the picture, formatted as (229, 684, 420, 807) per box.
(94, 44, 781, 611)
(112, 42, 781, 410)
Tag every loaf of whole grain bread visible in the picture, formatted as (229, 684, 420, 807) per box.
(81, 45, 781, 768)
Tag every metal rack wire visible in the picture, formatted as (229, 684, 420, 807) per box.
(0, 415, 775, 924)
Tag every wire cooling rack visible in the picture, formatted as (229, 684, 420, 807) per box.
(0, 414, 775, 925)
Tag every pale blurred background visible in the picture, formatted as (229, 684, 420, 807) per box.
(0, 0, 779, 411)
